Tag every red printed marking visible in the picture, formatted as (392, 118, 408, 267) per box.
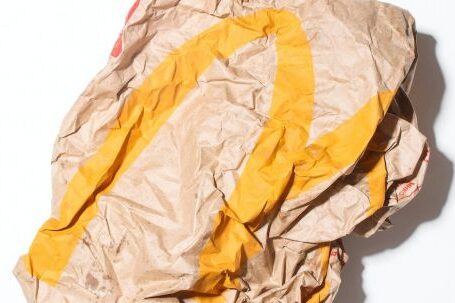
(125, 0, 140, 22)
(397, 182, 420, 200)
(111, 33, 123, 58)
(111, 0, 141, 58)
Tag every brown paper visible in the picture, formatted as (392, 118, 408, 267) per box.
(15, 1, 428, 302)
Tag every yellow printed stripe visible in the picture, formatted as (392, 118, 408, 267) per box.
(307, 279, 331, 303)
(194, 9, 315, 294)
(191, 10, 395, 298)
(195, 90, 395, 294)
(364, 153, 387, 216)
(24, 8, 396, 297)
(289, 92, 393, 200)
(25, 8, 312, 285)
(307, 244, 331, 303)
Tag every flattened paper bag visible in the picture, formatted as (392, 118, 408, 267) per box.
(15, 0, 429, 302)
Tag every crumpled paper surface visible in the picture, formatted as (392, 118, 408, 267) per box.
(15, 0, 428, 302)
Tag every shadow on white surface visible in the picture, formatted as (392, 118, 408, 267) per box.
(335, 33, 452, 302)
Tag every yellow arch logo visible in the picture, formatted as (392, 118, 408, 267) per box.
(24, 9, 392, 299)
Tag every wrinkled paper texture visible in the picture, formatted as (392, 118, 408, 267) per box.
(15, 0, 428, 302)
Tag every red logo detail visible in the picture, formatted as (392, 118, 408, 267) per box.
(111, 0, 141, 58)
(397, 182, 420, 200)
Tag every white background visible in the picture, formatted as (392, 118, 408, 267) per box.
(0, 1, 453, 302)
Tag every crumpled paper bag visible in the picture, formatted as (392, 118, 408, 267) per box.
(15, 0, 428, 302)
